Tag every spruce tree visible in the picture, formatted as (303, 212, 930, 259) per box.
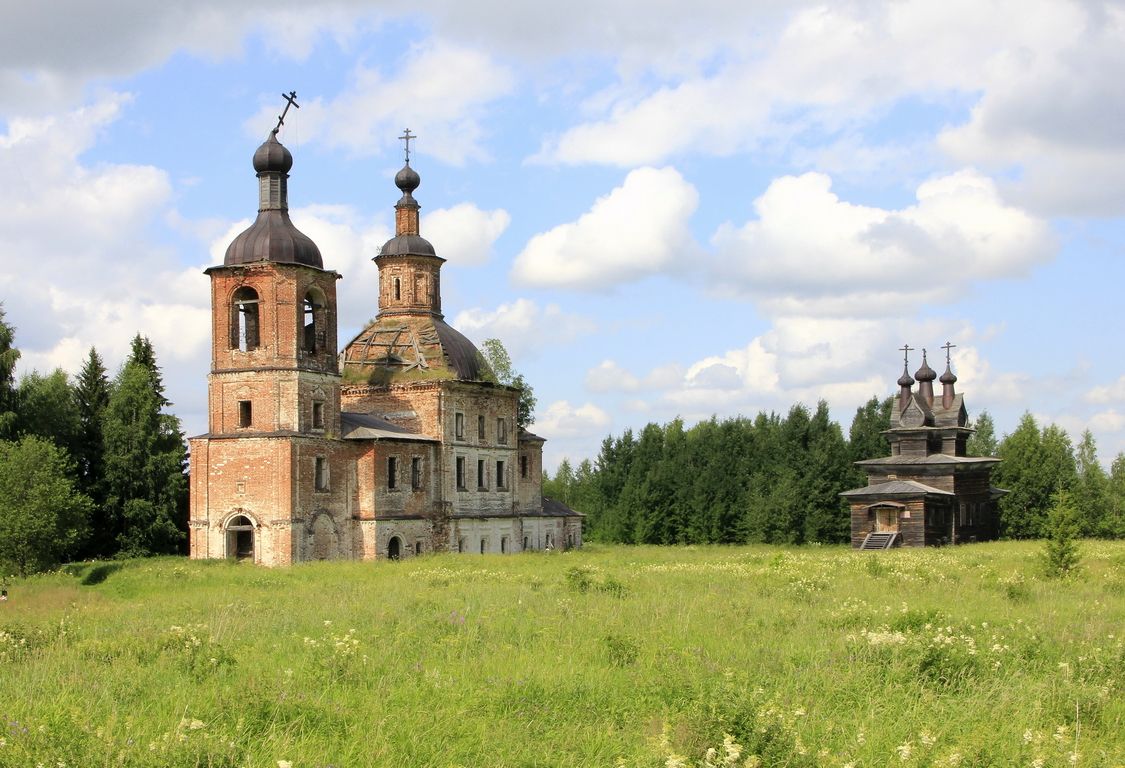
(1073, 429, 1110, 537)
(103, 338, 187, 556)
(1042, 489, 1081, 577)
(0, 305, 19, 440)
(966, 409, 998, 457)
(74, 348, 112, 556)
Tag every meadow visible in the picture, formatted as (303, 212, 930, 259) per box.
(1, 542, 1123, 767)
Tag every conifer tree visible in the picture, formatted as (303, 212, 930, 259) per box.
(966, 409, 998, 457)
(0, 305, 18, 440)
(74, 348, 112, 556)
(1042, 489, 1081, 577)
(1073, 430, 1110, 537)
(1107, 452, 1125, 539)
(103, 337, 187, 556)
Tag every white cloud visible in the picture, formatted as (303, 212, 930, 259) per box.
(511, 166, 699, 289)
(711, 170, 1053, 316)
(452, 299, 595, 358)
(1085, 376, 1125, 406)
(530, 400, 611, 439)
(246, 39, 515, 166)
(423, 203, 510, 266)
(585, 360, 641, 393)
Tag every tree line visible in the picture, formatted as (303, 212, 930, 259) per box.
(0, 305, 186, 575)
(545, 398, 1125, 544)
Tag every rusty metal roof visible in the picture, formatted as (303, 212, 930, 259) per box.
(224, 210, 323, 268)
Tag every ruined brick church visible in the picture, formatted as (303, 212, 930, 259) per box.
(841, 346, 1003, 549)
(188, 127, 581, 565)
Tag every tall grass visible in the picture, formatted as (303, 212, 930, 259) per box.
(1, 542, 1123, 766)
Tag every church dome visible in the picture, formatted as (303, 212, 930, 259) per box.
(379, 233, 437, 258)
(914, 354, 937, 382)
(223, 131, 323, 269)
(395, 163, 420, 195)
(252, 131, 293, 174)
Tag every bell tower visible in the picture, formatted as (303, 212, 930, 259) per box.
(375, 129, 444, 319)
(189, 99, 346, 566)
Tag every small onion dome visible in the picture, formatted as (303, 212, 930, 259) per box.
(897, 368, 915, 387)
(253, 130, 293, 175)
(940, 365, 957, 385)
(914, 354, 937, 382)
(395, 163, 421, 195)
(379, 233, 437, 258)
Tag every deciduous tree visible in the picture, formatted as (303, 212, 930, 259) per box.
(0, 436, 91, 576)
(0, 305, 18, 440)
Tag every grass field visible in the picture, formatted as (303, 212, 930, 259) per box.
(1, 542, 1123, 767)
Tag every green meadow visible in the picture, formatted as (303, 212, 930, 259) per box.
(1, 542, 1123, 767)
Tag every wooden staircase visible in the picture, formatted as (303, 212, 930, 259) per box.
(859, 531, 898, 550)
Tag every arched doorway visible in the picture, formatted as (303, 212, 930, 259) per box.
(226, 515, 255, 561)
(388, 536, 402, 560)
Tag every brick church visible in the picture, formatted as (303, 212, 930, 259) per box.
(841, 346, 1004, 549)
(188, 126, 581, 565)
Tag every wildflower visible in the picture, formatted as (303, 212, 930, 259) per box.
(896, 741, 913, 761)
(920, 730, 936, 747)
(278, 762, 293, 768)
(1023, 729, 1034, 744)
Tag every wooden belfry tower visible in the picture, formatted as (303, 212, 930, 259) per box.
(841, 344, 1004, 549)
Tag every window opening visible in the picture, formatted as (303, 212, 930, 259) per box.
(315, 457, 329, 491)
(301, 291, 325, 354)
(231, 287, 260, 351)
(238, 400, 252, 428)
(478, 415, 485, 441)
(415, 541, 422, 556)
(411, 457, 422, 490)
(457, 537, 465, 553)
(393, 277, 401, 301)
(497, 418, 507, 444)
(477, 459, 486, 489)
(523, 536, 528, 550)
(500, 536, 508, 554)
(496, 460, 506, 489)
(312, 401, 324, 430)
(520, 455, 528, 478)
(387, 456, 398, 489)
(480, 538, 487, 554)
(456, 457, 466, 490)
(455, 412, 465, 440)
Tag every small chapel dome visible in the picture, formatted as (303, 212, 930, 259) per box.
(914, 354, 937, 382)
(252, 130, 293, 175)
(940, 365, 957, 385)
(897, 370, 915, 388)
(395, 163, 421, 195)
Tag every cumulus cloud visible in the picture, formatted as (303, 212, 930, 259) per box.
(452, 299, 595, 358)
(711, 170, 1053, 316)
(1085, 376, 1125, 406)
(511, 166, 699, 289)
(423, 203, 510, 266)
(1, 94, 211, 395)
(245, 39, 515, 165)
(530, 400, 611, 439)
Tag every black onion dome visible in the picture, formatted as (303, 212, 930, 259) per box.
(940, 365, 957, 385)
(253, 130, 293, 174)
(379, 234, 437, 258)
(224, 211, 323, 267)
(914, 353, 937, 382)
(897, 367, 915, 388)
(395, 163, 420, 195)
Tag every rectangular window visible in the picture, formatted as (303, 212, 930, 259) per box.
(238, 400, 252, 428)
(456, 457, 466, 490)
(312, 401, 324, 430)
(496, 460, 506, 489)
(477, 459, 487, 489)
(478, 414, 486, 441)
(387, 456, 398, 489)
(520, 454, 528, 478)
(455, 412, 465, 440)
(315, 457, 329, 491)
(497, 418, 508, 444)
(411, 457, 422, 490)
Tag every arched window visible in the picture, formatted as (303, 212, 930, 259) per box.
(302, 289, 326, 354)
(230, 287, 260, 351)
(393, 277, 401, 301)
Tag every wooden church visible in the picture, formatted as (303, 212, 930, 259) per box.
(841, 345, 1004, 549)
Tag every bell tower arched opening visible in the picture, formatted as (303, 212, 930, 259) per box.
(230, 287, 260, 352)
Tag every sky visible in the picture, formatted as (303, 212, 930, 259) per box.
(2, 0, 1124, 472)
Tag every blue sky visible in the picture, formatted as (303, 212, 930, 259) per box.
(2, 0, 1124, 471)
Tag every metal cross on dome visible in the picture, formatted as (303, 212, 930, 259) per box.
(899, 343, 914, 367)
(942, 341, 957, 366)
(273, 91, 299, 134)
(399, 128, 416, 164)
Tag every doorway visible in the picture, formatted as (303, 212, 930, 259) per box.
(388, 536, 402, 560)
